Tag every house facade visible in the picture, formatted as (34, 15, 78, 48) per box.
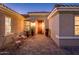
(24, 12, 49, 35)
(0, 4, 25, 48)
(48, 4, 79, 47)
(1, 4, 79, 49)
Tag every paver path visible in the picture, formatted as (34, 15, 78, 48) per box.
(1, 34, 71, 55)
(12, 34, 66, 55)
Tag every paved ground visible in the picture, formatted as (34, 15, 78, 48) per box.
(0, 34, 75, 55)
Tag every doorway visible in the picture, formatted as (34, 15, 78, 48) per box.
(37, 20, 44, 34)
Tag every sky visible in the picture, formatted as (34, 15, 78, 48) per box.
(4, 3, 54, 14)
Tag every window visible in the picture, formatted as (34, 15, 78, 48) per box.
(75, 16, 79, 35)
(5, 16, 11, 35)
(31, 22, 35, 27)
(31, 22, 35, 30)
(25, 21, 30, 31)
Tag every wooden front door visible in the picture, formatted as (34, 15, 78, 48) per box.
(38, 20, 42, 34)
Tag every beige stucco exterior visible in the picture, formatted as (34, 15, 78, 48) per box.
(0, 4, 25, 49)
(48, 6, 79, 47)
(0, 5, 25, 35)
(48, 12, 59, 46)
(0, 13, 5, 36)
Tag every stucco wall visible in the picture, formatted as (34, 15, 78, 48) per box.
(59, 13, 74, 36)
(0, 13, 5, 48)
(59, 12, 79, 47)
(0, 12, 25, 49)
(11, 16, 24, 34)
(0, 13, 5, 36)
(44, 18, 49, 29)
(48, 12, 78, 47)
(48, 8, 79, 47)
(48, 13, 59, 46)
(60, 39, 79, 47)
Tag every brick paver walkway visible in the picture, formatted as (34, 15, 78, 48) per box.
(0, 34, 72, 55)
(11, 34, 67, 55)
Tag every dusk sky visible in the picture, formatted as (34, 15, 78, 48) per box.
(4, 3, 54, 14)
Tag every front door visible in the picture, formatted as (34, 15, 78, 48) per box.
(38, 20, 43, 34)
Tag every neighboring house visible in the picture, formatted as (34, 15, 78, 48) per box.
(48, 4, 79, 47)
(23, 12, 49, 34)
(0, 4, 25, 48)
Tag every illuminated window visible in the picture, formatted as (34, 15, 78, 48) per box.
(25, 21, 30, 31)
(75, 16, 79, 35)
(31, 22, 35, 30)
(5, 16, 11, 35)
(31, 22, 35, 27)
